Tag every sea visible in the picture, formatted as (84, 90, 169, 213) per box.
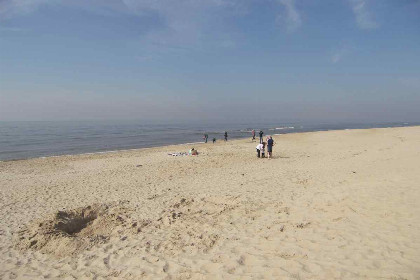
(0, 120, 417, 161)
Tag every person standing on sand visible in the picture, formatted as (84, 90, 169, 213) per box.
(252, 129, 256, 141)
(203, 133, 208, 143)
(267, 136, 274, 159)
(213, 137, 216, 144)
(224, 131, 228, 141)
(259, 130, 264, 144)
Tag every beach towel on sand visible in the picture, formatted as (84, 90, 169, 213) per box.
(168, 152, 188, 156)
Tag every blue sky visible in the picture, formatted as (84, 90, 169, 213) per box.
(0, 0, 419, 123)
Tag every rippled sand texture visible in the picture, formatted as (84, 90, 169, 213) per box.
(1, 127, 419, 279)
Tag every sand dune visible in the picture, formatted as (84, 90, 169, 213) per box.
(1, 127, 419, 279)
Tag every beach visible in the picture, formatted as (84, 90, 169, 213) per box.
(1, 126, 419, 279)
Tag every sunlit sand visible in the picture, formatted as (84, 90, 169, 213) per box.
(1, 127, 419, 279)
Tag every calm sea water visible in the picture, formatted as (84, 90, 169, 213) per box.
(0, 121, 417, 161)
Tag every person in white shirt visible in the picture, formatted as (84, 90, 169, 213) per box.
(256, 142, 265, 158)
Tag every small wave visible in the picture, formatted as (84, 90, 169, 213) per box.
(181, 141, 204, 146)
(274, 126, 294, 130)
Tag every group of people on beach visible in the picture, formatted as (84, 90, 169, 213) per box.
(202, 129, 274, 159)
(252, 129, 274, 159)
(251, 129, 265, 143)
(203, 131, 228, 143)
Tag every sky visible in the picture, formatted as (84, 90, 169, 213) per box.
(0, 0, 419, 123)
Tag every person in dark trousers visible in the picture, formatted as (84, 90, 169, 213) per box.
(256, 142, 265, 158)
(261, 142, 266, 158)
(252, 129, 256, 141)
(259, 130, 264, 144)
(224, 131, 228, 141)
(212, 137, 216, 144)
(267, 136, 274, 159)
(203, 133, 208, 143)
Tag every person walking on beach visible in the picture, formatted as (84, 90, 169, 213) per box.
(224, 131, 228, 141)
(203, 133, 208, 143)
(267, 136, 274, 159)
(259, 130, 264, 144)
(212, 137, 216, 144)
(252, 129, 256, 141)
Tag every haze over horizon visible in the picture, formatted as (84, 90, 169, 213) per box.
(1, 0, 419, 123)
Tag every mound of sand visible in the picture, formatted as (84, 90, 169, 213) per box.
(14, 196, 245, 258)
(14, 202, 138, 257)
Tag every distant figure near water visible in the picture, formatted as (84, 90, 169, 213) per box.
(259, 130, 264, 144)
(252, 129, 256, 141)
(224, 131, 228, 141)
(213, 137, 216, 144)
(203, 133, 208, 143)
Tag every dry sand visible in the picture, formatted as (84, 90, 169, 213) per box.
(1, 126, 419, 279)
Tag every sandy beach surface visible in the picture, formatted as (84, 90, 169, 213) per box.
(1, 126, 419, 279)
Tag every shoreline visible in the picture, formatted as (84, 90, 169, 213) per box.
(1, 124, 418, 163)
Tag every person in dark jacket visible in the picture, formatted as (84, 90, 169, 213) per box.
(259, 130, 264, 144)
(224, 131, 228, 141)
(267, 136, 274, 159)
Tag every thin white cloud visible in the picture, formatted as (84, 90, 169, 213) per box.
(0, 0, 241, 50)
(0, 0, 239, 18)
(0, 0, 300, 47)
(330, 42, 353, 64)
(1, 0, 301, 35)
(276, 0, 302, 32)
(349, 0, 378, 30)
(0, 0, 52, 18)
(331, 52, 343, 64)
